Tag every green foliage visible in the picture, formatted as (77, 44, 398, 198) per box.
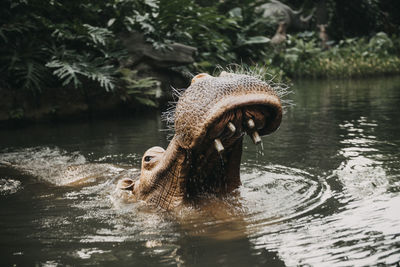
(268, 32, 400, 78)
(0, 0, 270, 95)
(326, 0, 386, 39)
(46, 54, 117, 92)
(368, 32, 394, 55)
(0, 21, 52, 91)
(0, 0, 125, 92)
(154, 1, 240, 67)
(1, 0, 400, 113)
(119, 68, 161, 107)
(282, 0, 400, 39)
(9, 108, 24, 120)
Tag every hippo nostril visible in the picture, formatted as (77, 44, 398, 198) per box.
(214, 138, 224, 153)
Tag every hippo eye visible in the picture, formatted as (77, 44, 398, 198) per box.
(144, 156, 153, 162)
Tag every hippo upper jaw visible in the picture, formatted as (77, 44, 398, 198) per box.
(124, 72, 283, 210)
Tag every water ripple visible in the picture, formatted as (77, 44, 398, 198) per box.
(240, 165, 331, 227)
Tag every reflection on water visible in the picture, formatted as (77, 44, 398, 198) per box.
(1, 77, 400, 266)
(336, 116, 388, 198)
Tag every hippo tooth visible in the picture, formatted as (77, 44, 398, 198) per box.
(251, 131, 262, 145)
(247, 119, 255, 129)
(227, 122, 236, 133)
(214, 138, 224, 153)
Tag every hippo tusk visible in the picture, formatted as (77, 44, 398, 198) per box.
(251, 131, 262, 145)
(214, 138, 224, 153)
(247, 119, 255, 129)
(227, 122, 236, 133)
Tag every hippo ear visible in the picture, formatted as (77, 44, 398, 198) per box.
(117, 178, 135, 190)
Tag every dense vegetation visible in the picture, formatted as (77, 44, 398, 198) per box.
(268, 31, 400, 79)
(1, 0, 400, 115)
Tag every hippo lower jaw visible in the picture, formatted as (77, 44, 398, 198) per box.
(119, 72, 283, 210)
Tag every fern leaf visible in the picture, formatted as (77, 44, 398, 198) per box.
(86, 70, 115, 92)
(46, 60, 81, 88)
(83, 24, 113, 46)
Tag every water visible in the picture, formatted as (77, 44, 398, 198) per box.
(1, 77, 400, 266)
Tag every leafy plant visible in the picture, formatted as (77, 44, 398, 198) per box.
(119, 68, 161, 107)
(271, 32, 400, 78)
(46, 53, 117, 92)
(1, 0, 400, 111)
(0, 0, 125, 92)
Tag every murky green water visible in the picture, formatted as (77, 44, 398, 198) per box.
(1, 77, 400, 266)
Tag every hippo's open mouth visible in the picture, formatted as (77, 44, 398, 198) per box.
(119, 71, 283, 210)
(185, 103, 281, 198)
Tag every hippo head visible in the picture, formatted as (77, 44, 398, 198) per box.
(119, 71, 283, 210)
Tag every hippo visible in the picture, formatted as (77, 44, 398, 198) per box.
(117, 71, 283, 210)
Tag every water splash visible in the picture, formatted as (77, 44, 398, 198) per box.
(0, 178, 22, 195)
(0, 147, 126, 186)
(257, 140, 265, 157)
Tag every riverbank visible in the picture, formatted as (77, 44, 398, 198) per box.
(264, 32, 400, 79)
(0, 83, 159, 127)
(2, 74, 400, 126)
(2, 0, 400, 124)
